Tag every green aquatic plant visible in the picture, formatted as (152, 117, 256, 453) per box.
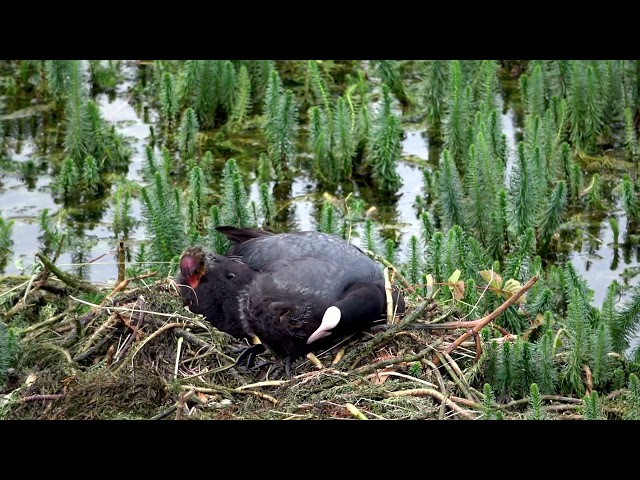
(444, 60, 469, 168)
(362, 217, 381, 256)
(538, 180, 567, 252)
(619, 173, 639, 220)
(581, 390, 605, 420)
(220, 158, 251, 228)
(44, 60, 74, 100)
(63, 60, 91, 162)
(206, 205, 229, 255)
(624, 106, 638, 160)
(54, 156, 80, 200)
(258, 182, 275, 228)
(507, 143, 536, 238)
(318, 201, 339, 236)
(178, 107, 199, 163)
(625, 373, 640, 420)
(228, 64, 252, 132)
(139, 149, 186, 272)
(111, 179, 136, 241)
(585, 173, 603, 210)
(437, 149, 466, 230)
(265, 87, 299, 180)
(420, 60, 449, 136)
(82, 155, 100, 192)
(367, 84, 402, 191)
(384, 238, 397, 265)
(527, 383, 546, 420)
(332, 96, 356, 180)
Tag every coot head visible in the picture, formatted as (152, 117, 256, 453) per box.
(179, 246, 207, 290)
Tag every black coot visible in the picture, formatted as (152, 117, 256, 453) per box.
(217, 226, 406, 376)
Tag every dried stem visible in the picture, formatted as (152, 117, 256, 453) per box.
(345, 403, 368, 419)
(384, 388, 476, 420)
(35, 252, 100, 294)
(433, 275, 539, 365)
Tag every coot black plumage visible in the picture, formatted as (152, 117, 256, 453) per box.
(217, 226, 406, 376)
(175, 246, 256, 340)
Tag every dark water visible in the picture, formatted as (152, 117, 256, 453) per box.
(1, 61, 639, 316)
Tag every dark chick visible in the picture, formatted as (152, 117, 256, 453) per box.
(175, 246, 256, 340)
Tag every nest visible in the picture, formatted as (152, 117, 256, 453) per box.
(0, 271, 626, 420)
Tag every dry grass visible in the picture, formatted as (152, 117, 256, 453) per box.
(0, 272, 627, 420)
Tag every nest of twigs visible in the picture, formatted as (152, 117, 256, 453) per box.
(0, 266, 626, 420)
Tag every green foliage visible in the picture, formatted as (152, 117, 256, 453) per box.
(89, 60, 119, 91)
(562, 290, 592, 398)
(408, 362, 422, 377)
(538, 180, 567, 251)
(220, 158, 251, 228)
(585, 173, 603, 210)
(318, 201, 339, 235)
(228, 65, 252, 132)
(527, 383, 546, 420)
(535, 329, 557, 394)
(53, 157, 80, 199)
(420, 60, 449, 135)
(581, 390, 605, 420)
(0, 322, 19, 385)
(404, 235, 422, 286)
(38, 208, 66, 258)
(525, 64, 546, 119)
(362, 218, 381, 256)
(481, 383, 501, 419)
(374, 60, 409, 106)
(624, 106, 638, 160)
(444, 61, 469, 167)
(44, 60, 73, 100)
(160, 71, 179, 131)
(187, 160, 206, 224)
(206, 205, 229, 255)
(437, 149, 466, 230)
(590, 323, 613, 389)
(176, 60, 239, 129)
(384, 238, 397, 265)
(625, 373, 640, 420)
(265, 88, 299, 180)
(615, 286, 640, 356)
(178, 107, 199, 162)
(367, 85, 402, 191)
(139, 148, 186, 272)
(419, 211, 434, 249)
(507, 143, 536, 238)
(332, 96, 356, 180)
(258, 182, 275, 228)
(111, 179, 137, 240)
(308, 106, 332, 181)
(0, 211, 15, 263)
(82, 155, 100, 191)
(63, 60, 91, 162)
(619, 173, 639, 220)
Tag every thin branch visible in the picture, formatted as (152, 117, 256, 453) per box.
(434, 275, 539, 365)
(35, 252, 100, 294)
